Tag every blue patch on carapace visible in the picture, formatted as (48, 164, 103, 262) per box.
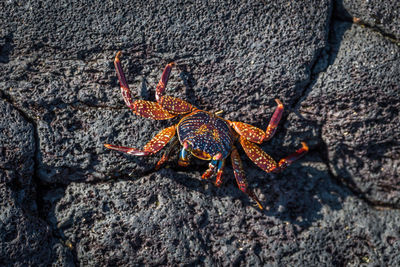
(177, 111, 234, 159)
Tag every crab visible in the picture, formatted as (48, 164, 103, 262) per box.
(105, 52, 308, 209)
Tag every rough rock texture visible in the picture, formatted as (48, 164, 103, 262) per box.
(299, 21, 400, 206)
(1, 0, 399, 266)
(0, 100, 72, 266)
(335, 0, 400, 39)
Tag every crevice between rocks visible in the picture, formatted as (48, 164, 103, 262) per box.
(0, 91, 48, 218)
(316, 135, 400, 211)
(0, 90, 79, 265)
(289, 4, 400, 210)
(334, 16, 399, 46)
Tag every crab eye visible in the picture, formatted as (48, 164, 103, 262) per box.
(183, 141, 192, 151)
(213, 152, 223, 160)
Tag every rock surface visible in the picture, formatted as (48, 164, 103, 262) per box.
(299, 21, 400, 206)
(335, 0, 400, 39)
(0, 100, 72, 266)
(1, 0, 399, 266)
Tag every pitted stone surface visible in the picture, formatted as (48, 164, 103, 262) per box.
(49, 161, 399, 266)
(0, 100, 72, 266)
(1, 0, 399, 265)
(335, 0, 400, 39)
(299, 21, 400, 206)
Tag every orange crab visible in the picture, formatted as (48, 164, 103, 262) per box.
(105, 52, 308, 209)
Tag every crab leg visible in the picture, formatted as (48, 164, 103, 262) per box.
(105, 125, 176, 156)
(114, 52, 175, 120)
(178, 141, 191, 167)
(230, 99, 284, 144)
(114, 52, 195, 119)
(155, 62, 174, 102)
(201, 159, 218, 180)
(155, 62, 197, 114)
(214, 160, 225, 187)
(114, 51, 134, 110)
(231, 146, 263, 209)
(201, 152, 224, 180)
(155, 136, 180, 170)
(274, 142, 308, 172)
(239, 136, 308, 173)
(133, 100, 176, 120)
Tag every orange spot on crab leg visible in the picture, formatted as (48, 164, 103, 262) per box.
(156, 62, 175, 102)
(133, 100, 176, 120)
(230, 146, 263, 209)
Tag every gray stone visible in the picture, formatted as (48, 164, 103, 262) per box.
(47, 157, 400, 266)
(1, 0, 399, 265)
(0, 100, 72, 266)
(299, 21, 400, 206)
(335, 0, 400, 39)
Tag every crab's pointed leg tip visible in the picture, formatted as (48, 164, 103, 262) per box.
(115, 51, 122, 61)
(256, 202, 264, 210)
(104, 144, 116, 150)
(168, 62, 176, 67)
(274, 98, 283, 106)
(301, 142, 309, 151)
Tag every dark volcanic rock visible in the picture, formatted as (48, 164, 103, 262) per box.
(335, 0, 400, 39)
(48, 157, 400, 266)
(45, 160, 333, 266)
(0, 99, 34, 189)
(0, 100, 72, 266)
(300, 21, 400, 206)
(36, 105, 164, 184)
(285, 196, 400, 266)
(1, 0, 331, 183)
(1, 0, 399, 266)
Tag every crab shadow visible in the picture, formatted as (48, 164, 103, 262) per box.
(157, 141, 347, 230)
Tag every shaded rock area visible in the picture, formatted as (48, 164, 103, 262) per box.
(299, 21, 400, 206)
(0, 100, 72, 266)
(1, 0, 399, 266)
(335, 0, 400, 39)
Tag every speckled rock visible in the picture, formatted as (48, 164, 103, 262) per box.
(299, 21, 400, 206)
(45, 157, 335, 266)
(0, 100, 72, 266)
(47, 155, 400, 266)
(335, 0, 400, 39)
(0, 99, 34, 189)
(1, 0, 400, 266)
